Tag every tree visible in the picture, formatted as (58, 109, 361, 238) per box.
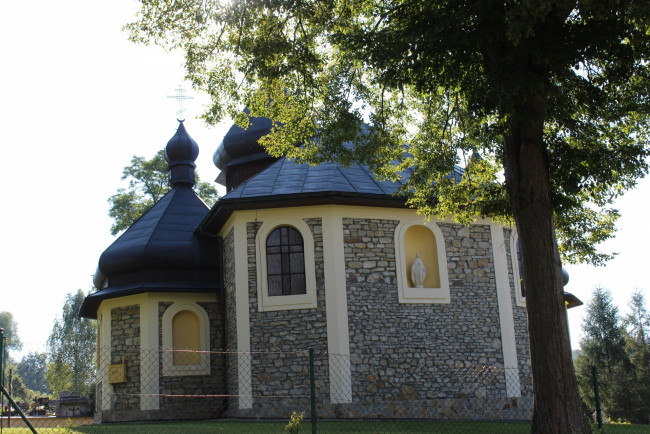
(108, 150, 218, 235)
(0, 311, 22, 353)
(623, 290, 650, 421)
(16, 352, 50, 395)
(127, 2, 650, 431)
(574, 287, 635, 421)
(46, 290, 97, 397)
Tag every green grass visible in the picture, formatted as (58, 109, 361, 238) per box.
(2, 420, 649, 433)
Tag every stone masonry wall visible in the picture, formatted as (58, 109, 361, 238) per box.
(344, 220, 507, 403)
(157, 301, 226, 419)
(110, 304, 140, 412)
(222, 228, 239, 414)
(503, 228, 533, 396)
(238, 219, 329, 418)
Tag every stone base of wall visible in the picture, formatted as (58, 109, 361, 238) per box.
(224, 396, 532, 421)
(95, 398, 226, 423)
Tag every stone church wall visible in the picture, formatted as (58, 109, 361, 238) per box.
(156, 301, 226, 419)
(109, 304, 141, 413)
(233, 219, 329, 418)
(504, 228, 533, 397)
(343, 219, 507, 403)
(222, 228, 240, 413)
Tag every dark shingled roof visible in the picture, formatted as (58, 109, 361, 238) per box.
(80, 122, 220, 319)
(199, 154, 464, 235)
(79, 186, 220, 319)
(224, 158, 411, 199)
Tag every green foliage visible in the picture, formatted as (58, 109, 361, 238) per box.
(108, 150, 218, 235)
(126, 0, 650, 265)
(47, 290, 97, 398)
(285, 411, 304, 433)
(9, 371, 37, 404)
(575, 288, 650, 423)
(17, 352, 50, 395)
(0, 311, 22, 352)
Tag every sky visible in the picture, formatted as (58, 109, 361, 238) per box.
(0, 0, 648, 358)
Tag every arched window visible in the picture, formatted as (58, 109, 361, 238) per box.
(162, 303, 210, 376)
(256, 219, 317, 311)
(266, 226, 306, 296)
(511, 232, 526, 306)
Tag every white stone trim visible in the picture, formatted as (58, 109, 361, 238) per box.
(140, 295, 159, 409)
(394, 219, 450, 304)
(255, 218, 317, 311)
(490, 223, 521, 397)
(322, 209, 352, 403)
(234, 219, 252, 409)
(161, 302, 210, 376)
(509, 230, 526, 307)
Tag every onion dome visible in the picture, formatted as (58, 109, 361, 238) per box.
(80, 122, 219, 319)
(165, 121, 199, 187)
(213, 110, 278, 191)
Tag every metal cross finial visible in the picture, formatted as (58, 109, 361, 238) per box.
(167, 85, 194, 121)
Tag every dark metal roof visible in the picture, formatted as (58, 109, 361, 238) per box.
(80, 122, 220, 319)
(225, 158, 411, 199)
(213, 112, 274, 168)
(200, 153, 464, 234)
(165, 121, 199, 187)
(80, 185, 220, 319)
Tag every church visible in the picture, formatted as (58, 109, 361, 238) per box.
(79, 116, 577, 422)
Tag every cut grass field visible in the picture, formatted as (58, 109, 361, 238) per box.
(1, 420, 649, 433)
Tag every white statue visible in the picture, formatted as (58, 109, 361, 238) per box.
(411, 253, 427, 288)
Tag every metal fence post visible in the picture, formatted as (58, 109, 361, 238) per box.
(0, 327, 4, 387)
(309, 347, 317, 434)
(591, 365, 602, 429)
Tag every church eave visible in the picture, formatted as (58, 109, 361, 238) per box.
(199, 191, 409, 236)
(79, 277, 221, 319)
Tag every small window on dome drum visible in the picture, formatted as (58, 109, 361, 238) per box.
(266, 226, 306, 296)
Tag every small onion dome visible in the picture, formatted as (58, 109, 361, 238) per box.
(213, 111, 273, 171)
(79, 122, 219, 319)
(213, 110, 278, 191)
(165, 121, 199, 187)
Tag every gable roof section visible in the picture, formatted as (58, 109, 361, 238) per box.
(200, 155, 464, 235)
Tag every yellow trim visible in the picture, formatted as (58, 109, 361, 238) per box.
(256, 218, 318, 311)
(395, 219, 450, 304)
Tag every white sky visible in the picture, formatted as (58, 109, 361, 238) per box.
(0, 0, 648, 358)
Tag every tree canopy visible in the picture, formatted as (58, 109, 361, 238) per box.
(575, 287, 650, 422)
(127, 1, 650, 431)
(0, 311, 22, 353)
(108, 150, 218, 235)
(47, 290, 97, 397)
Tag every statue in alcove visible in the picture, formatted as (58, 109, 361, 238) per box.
(411, 253, 427, 288)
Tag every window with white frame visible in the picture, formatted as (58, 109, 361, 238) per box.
(510, 231, 526, 306)
(395, 220, 450, 304)
(256, 219, 317, 311)
(162, 302, 210, 376)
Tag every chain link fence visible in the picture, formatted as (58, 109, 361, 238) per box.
(2, 345, 649, 432)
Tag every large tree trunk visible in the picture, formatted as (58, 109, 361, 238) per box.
(502, 94, 589, 433)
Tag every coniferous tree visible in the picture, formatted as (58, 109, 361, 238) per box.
(575, 287, 635, 421)
(623, 290, 650, 421)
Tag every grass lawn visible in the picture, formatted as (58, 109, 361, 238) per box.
(1, 420, 649, 433)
